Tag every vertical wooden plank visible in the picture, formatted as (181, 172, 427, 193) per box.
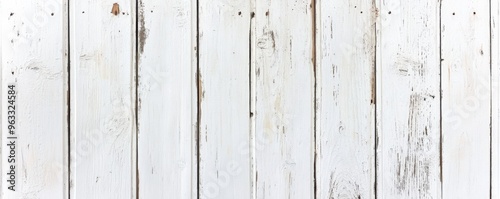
(1, 0, 68, 198)
(253, 0, 314, 198)
(315, 0, 376, 197)
(376, 0, 441, 198)
(137, 0, 197, 198)
(69, 0, 136, 198)
(493, 0, 500, 196)
(441, 0, 491, 198)
(191, 1, 199, 197)
(198, 0, 251, 198)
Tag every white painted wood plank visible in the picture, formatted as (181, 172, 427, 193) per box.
(69, 0, 136, 198)
(493, 0, 500, 196)
(253, 0, 314, 198)
(190, 1, 199, 197)
(198, 0, 251, 198)
(137, 0, 197, 198)
(376, 0, 441, 198)
(315, 0, 376, 198)
(441, 1, 491, 198)
(1, 0, 69, 198)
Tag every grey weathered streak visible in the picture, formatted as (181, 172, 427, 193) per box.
(375, 0, 442, 198)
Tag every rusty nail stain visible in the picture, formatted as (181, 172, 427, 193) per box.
(111, 3, 120, 16)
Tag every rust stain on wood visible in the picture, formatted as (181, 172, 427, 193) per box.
(111, 3, 120, 16)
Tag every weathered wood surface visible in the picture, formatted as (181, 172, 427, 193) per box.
(1, 0, 68, 198)
(315, 0, 376, 198)
(442, 0, 491, 198)
(197, 0, 252, 198)
(376, 0, 442, 198)
(0, 0, 498, 198)
(69, 0, 136, 198)
(253, 0, 315, 198)
(137, 0, 197, 198)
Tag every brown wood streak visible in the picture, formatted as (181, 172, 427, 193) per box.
(112, 3, 120, 16)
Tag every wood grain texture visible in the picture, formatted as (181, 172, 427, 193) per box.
(0, 1, 499, 198)
(315, 0, 376, 198)
(253, 0, 315, 198)
(198, 0, 252, 198)
(376, 0, 441, 198)
(1, 0, 69, 198)
(137, 0, 197, 198)
(69, 0, 136, 198)
(441, 0, 491, 198)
